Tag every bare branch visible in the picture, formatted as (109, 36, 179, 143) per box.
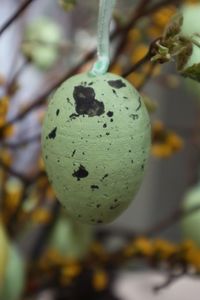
(0, 0, 38, 36)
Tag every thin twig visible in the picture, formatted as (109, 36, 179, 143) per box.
(6, 59, 29, 96)
(145, 204, 200, 237)
(0, 158, 29, 183)
(1, 133, 40, 148)
(110, 0, 153, 68)
(0, 0, 37, 36)
(138, 63, 157, 90)
(153, 269, 187, 292)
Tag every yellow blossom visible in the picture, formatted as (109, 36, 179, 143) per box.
(124, 237, 153, 257)
(166, 133, 183, 151)
(2, 125, 15, 138)
(92, 269, 108, 291)
(131, 44, 148, 64)
(46, 186, 56, 199)
(134, 237, 153, 256)
(128, 28, 141, 42)
(31, 208, 52, 224)
(38, 156, 45, 171)
(127, 72, 144, 88)
(110, 64, 122, 75)
(152, 121, 183, 158)
(61, 263, 81, 279)
(152, 6, 177, 28)
(0, 150, 12, 166)
(4, 177, 23, 212)
(152, 144, 173, 158)
(147, 26, 163, 39)
(153, 239, 177, 258)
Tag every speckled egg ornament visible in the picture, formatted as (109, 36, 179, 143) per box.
(181, 182, 200, 247)
(181, 3, 200, 37)
(41, 0, 151, 224)
(42, 73, 151, 224)
(48, 212, 92, 259)
(0, 245, 25, 300)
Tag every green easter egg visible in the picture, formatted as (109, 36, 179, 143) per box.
(0, 245, 25, 300)
(181, 183, 200, 246)
(22, 17, 62, 70)
(41, 72, 151, 224)
(0, 222, 9, 285)
(48, 214, 92, 259)
(179, 4, 200, 100)
(32, 48, 59, 70)
(181, 3, 200, 37)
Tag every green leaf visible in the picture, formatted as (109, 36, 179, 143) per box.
(180, 63, 200, 82)
(164, 13, 183, 40)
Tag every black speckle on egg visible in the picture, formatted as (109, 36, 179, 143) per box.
(45, 155, 48, 159)
(136, 96, 142, 111)
(48, 127, 57, 139)
(97, 220, 103, 224)
(129, 150, 132, 153)
(71, 150, 76, 157)
(72, 164, 89, 181)
(90, 185, 99, 191)
(69, 113, 79, 120)
(123, 96, 128, 99)
(108, 79, 126, 89)
(129, 114, 139, 120)
(67, 98, 73, 106)
(96, 204, 101, 208)
(56, 109, 60, 116)
(110, 118, 113, 122)
(107, 111, 113, 117)
(141, 164, 144, 170)
(88, 82, 94, 86)
(112, 89, 118, 96)
(110, 203, 120, 210)
(103, 123, 107, 128)
(100, 174, 108, 181)
(106, 132, 110, 136)
(73, 86, 105, 117)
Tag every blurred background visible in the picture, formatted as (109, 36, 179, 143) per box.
(1, 0, 200, 299)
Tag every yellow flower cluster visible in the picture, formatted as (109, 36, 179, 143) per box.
(122, 237, 200, 272)
(36, 249, 82, 286)
(0, 96, 14, 139)
(3, 178, 23, 216)
(29, 236, 200, 293)
(32, 247, 109, 290)
(31, 208, 52, 224)
(152, 120, 183, 158)
(92, 269, 108, 291)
